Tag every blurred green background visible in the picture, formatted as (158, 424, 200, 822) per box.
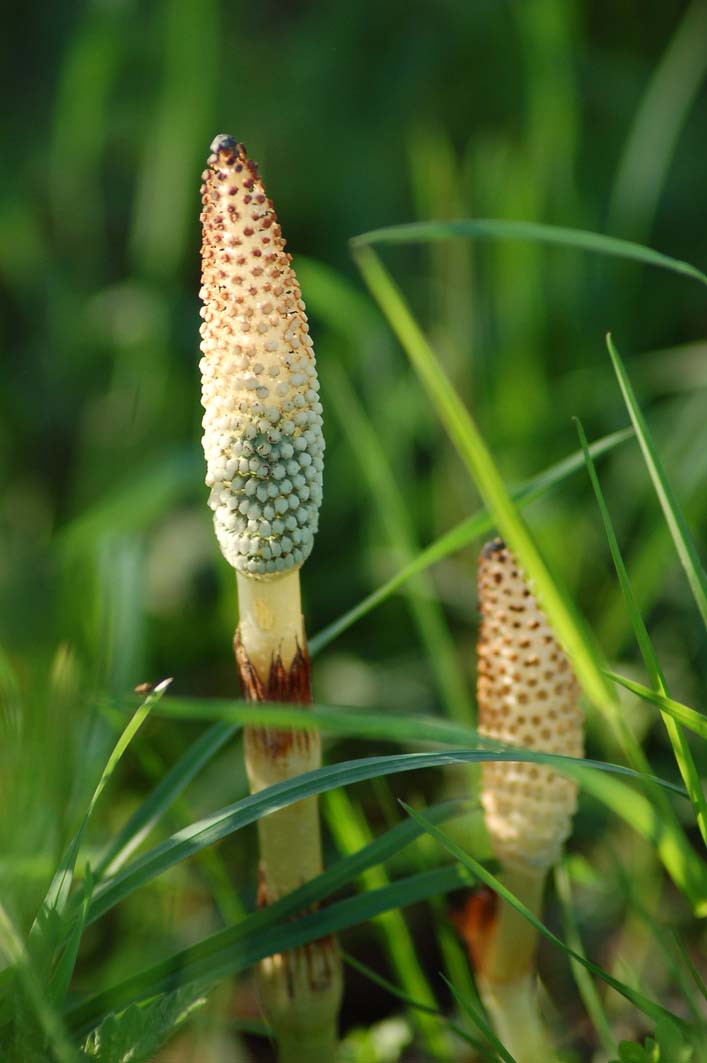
(1, 0, 706, 1058)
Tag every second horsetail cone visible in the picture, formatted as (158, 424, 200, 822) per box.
(477, 538, 584, 871)
(199, 135, 324, 579)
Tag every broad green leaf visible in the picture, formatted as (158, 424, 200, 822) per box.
(81, 985, 206, 1063)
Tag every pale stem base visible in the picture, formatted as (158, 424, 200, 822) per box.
(478, 865, 554, 1063)
(236, 568, 342, 1063)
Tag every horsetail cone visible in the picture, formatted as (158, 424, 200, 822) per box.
(477, 538, 584, 871)
(199, 135, 324, 580)
(199, 136, 341, 1062)
(467, 540, 584, 1061)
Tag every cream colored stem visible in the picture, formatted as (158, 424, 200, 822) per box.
(477, 866, 555, 1063)
(482, 865, 545, 984)
(481, 974, 554, 1063)
(236, 568, 341, 1063)
(236, 569, 305, 677)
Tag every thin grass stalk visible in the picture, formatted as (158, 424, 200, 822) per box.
(199, 135, 342, 1061)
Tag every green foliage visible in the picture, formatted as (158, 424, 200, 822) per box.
(81, 988, 206, 1063)
(2, 2, 707, 1061)
(610, 1020, 694, 1063)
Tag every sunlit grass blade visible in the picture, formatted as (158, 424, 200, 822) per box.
(33, 679, 170, 929)
(327, 359, 472, 723)
(82, 732, 693, 929)
(68, 865, 472, 1038)
(577, 417, 707, 843)
(310, 427, 632, 656)
(342, 951, 496, 1061)
(94, 719, 237, 879)
(351, 244, 707, 911)
(97, 706, 246, 927)
(442, 975, 516, 1063)
(606, 671, 707, 739)
(153, 692, 704, 913)
(350, 219, 707, 288)
(351, 244, 609, 711)
(607, 334, 707, 631)
(401, 804, 687, 1030)
(554, 862, 616, 1057)
(152, 696, 682, 799)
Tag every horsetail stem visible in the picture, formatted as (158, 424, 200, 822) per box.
(470, 538, 584, 1061)
(199, 135, 341, 1063)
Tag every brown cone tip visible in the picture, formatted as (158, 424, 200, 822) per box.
(477, 540, 584, 870)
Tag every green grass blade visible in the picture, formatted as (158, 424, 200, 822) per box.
(402, 804, 688, 1030)
(352, 243, 611, 711)
(152, 696, 684, 800)
(0, 901, 81, 1063)
(68, 865, 472, 1038)
(327, 360, 472, 723)
(49, 870, 94, 1008)
(670, 931, 707, 1003)
(310, 428, 632, 656)
(554, 862, 617, 1057)
(94, 720, 237, 879)
(83, 735, 691, 927)
(606, 671, 707, 739)
(351, 245, 707, 911)
(577, 418, 707, 844)
(606, 334, 707, 631)
(342, 951, 495, 1060)
(350, 219, 707, 289)
(324, 788, 451, 1058)
(34, 679, 170, 925)
(442, 975, 516, 1063)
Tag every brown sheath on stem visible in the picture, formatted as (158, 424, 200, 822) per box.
(234, 623, 342, 1062)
